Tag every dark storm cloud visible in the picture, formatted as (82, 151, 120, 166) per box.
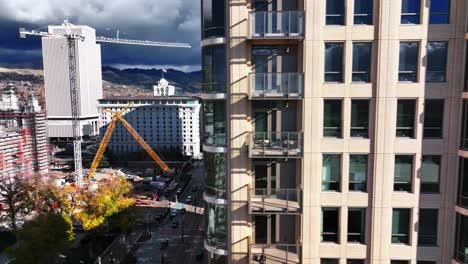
(0, 0, 201, 71)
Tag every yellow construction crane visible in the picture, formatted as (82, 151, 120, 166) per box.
(87, 104, 172, 180)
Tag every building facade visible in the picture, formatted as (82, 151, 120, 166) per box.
(0, 88, 48, 177)
(97, 81, 201, 159)
(201, 0, 468, 263)
(42, 22, 102, 140)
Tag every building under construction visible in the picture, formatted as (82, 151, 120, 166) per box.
(0, 85, 48, 177)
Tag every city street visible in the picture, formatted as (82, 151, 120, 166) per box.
(134, 161, 205, 264)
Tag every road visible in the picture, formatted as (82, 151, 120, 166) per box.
(134, 161, 205, 264)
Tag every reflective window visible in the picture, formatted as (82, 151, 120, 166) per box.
(421, 155, 441, 193)
(322, 259, 339, 264)
(394, 155, 413, 192)
(325, 43, 344, 82)
(460, 100, 468, 149)
(324, 99, 342, 138)
(423, 99, 444, 138)
(348, 260, 365, 264)
(202, 45, 226, 93)
(205, 250, 228, 264)
(322, 207, 339, 242)
(205, 203, 227, 248)
(352, 42, 372, 82)
(391, 261, 410, 264)
(349, 154, 368, 192)
(454, 213, 468, 262)
(326, 0, 345, 25)
(429, 0, 450, 24)
(401, 0, 421, 24)
(204, 101, 226, 145)
(458, 157, 468, 208)
(426, 42, 448, 82)
(348, 208, 366, 243)
(418, 209, 438, 246)
(323, 154, 341, 192)
(392, 208, 411, 244)
(202, 0, 225, 38)
(204, 152, 226, 198)
(354, 0, 373, 24)
(351, 100, 369, 138)
(399, 42, 420, 82)
(396, 99, 416, 138)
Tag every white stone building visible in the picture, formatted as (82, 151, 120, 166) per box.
(97, 79, 201, 159)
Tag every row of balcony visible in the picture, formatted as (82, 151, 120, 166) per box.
(249, 11, 305, 39)
(204, 73, 304, 99)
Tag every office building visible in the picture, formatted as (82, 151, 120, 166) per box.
(98, 78, 201, 158)
(42, 23, 102, 140)
(201, 0, 468, 263)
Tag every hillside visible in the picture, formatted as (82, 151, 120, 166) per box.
(0, 66, 202, 96)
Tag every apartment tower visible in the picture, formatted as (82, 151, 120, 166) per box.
(201, 0, 468, 263)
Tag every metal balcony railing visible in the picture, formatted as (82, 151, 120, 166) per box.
(249, 132, 303, 158)
(249, 188, 302, 214)
(250, 242, 301, 264)
(249, 73, 304, 99)
(249, 11, 305, 39)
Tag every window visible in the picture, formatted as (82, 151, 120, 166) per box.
(417, 262, 436, 264)
(349, 155, 368, 191)
(348, 208, 366, 243)
(418, 209, 438, 246)
(323, 154, 341, 191)
(401, 0, 421, 24)
(347, 260, 365, 264)
(354, 0, 373, 25)
(423, 99, 444, 138)
(322, 259, 339, 264)
(324, 100, 342, 137)
(322, 207, 339, 243)
(325, 43, 344, 82)
(391, 261, 410, 264)
(394, 155, 413, 192)
(352, 43, 372, 83)
(457, 157, 468, 208)
(426, 42, 448, 82)
(392, 208, 411, 244)
(454, 213, 468, 262)
(351, 100, 369, 137)
(326, 0, 345, 25)
(421, 155, 441, 193)
(429, 0, 450, 24)
(399, 42, 420, 82)
(396, 100, 416, 138)
(461, 100, 468, 150)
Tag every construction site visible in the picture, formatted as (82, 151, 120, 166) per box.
(0, 20, 205, 264)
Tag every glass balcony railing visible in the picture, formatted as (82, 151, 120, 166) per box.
(249, 11, 305, 39)
(250, 243, 301, 264)
(249, 132, 303, 158)
(249, 188, 302, 214)
(204, 133, 226, 146)
(249, 73, 304, 99)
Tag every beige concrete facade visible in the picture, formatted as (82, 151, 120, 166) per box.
(202, 0, 468, 263)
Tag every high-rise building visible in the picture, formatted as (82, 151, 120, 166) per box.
(42, 22, 102, 140)
(200, 0, 468, 263)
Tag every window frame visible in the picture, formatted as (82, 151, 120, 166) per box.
(420, 155, 441, 194)
(325, 42, 345, 83)
(352, 42, 373, 83)
(347, 208, 366, 244)
(321, 207, 340, 243)
(396, 99, 417, 138)
(399, 41, 420, 82)
(418, 208, 439, 246)
(322, 154, 342, 192)
(323, 99, 343, 138)
(423, 99, 444, 139)
(429, 0, 450, 24)
(401, 0, 421, 24)
(326, 0, 345, 25)
(349, 154, 368, 192)
(394, 155, 414, 193)
(392, 208, 412, 245)
(353, 0, 373, 25)
(426, 41, 448, 83)
(350, 99, 370, 138)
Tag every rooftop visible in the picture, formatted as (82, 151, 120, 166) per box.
(99, 95, 200, 101)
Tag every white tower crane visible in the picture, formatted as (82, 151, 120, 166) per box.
(20, 20, 191, 187)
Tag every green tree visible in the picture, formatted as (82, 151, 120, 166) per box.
(82, 143, 113, 169)
(0, 176, 34, 232)
(9, 213, 73, 264)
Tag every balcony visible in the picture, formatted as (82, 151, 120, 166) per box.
(249, 132, 303, 158)
(249, 73, 304, 100)
(250, 243, 301, 264)
(249, 188, 302, 214)
(249, 11, 305, 39)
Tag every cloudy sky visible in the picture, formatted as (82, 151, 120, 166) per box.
(0, 0, 201, 72)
